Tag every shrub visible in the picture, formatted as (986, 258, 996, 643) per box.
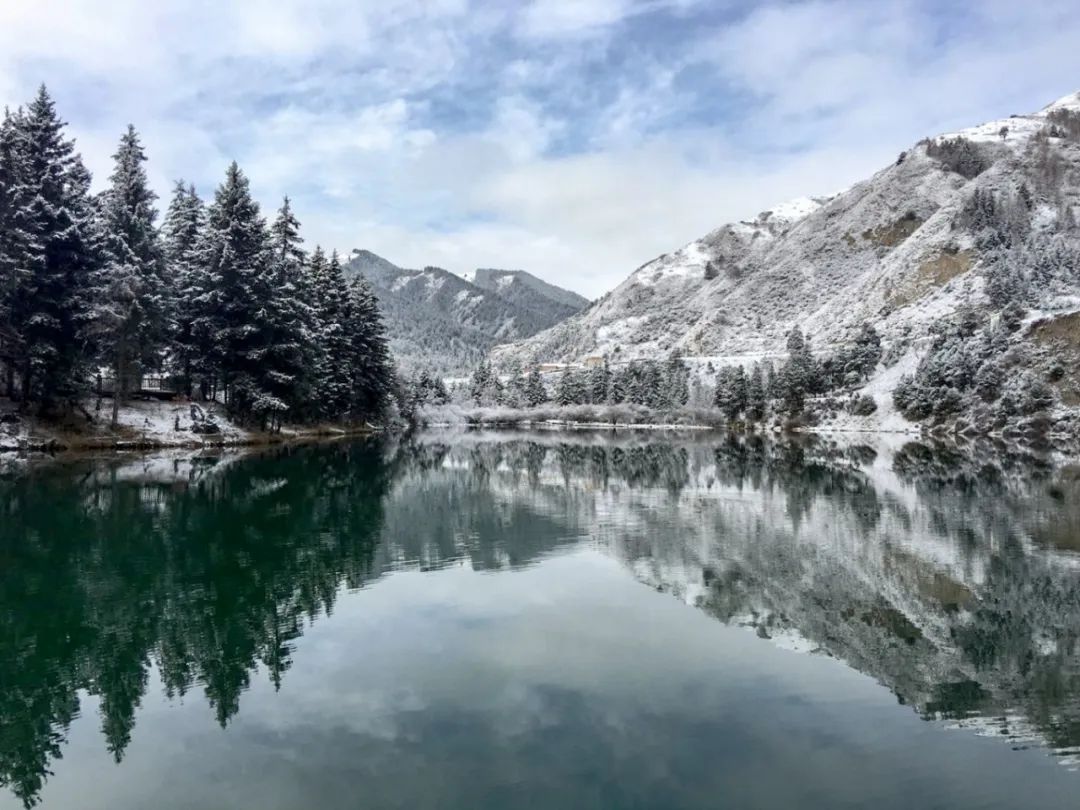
(848, 394, 878, 416)
(925, 136, 990, 179)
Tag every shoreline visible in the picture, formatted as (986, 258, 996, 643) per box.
(0, 424, 383, 457)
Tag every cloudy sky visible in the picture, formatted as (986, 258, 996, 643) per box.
(2, 0, 1079, 297)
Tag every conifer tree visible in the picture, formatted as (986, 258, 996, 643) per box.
(95, 125, 169, 426)
(195, 161, 279, 419)
(555, 367, 581, 406)
(663, 351, 690, 408)
(746, 362, 766, 422)
(781, 326, 814, 414)
(7, 86, 100, 409)
(162, 181, 206, 394)
(848, 322, 882, 382)
(470, 360, 493, 406)
(262, 198, 314, 421)
(523, 367, 547, 407)
(587, 357, 611, 404)
(0, 106, 30, 397)
(342, 274, 393, 418)
(307, 248, 353, 417)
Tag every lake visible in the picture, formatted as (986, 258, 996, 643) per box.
(2, 430, 1079, 809)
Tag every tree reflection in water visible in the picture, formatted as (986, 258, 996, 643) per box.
(1, 432, 1078, 806)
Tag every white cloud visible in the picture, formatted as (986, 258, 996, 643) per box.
(3, 0, 1080, 301)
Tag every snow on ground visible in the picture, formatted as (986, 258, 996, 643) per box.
(762, 195, 823, 224)
(110, 399, 249, 446)
(815, 348, 925, 435)
(595, 315, 647, 351)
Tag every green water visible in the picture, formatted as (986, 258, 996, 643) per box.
(2, 431, 1079, 809)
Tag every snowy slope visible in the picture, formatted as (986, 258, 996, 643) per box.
(491, 91, 1080, 425)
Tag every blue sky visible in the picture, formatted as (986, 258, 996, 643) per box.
(2, 0, 1080, 297)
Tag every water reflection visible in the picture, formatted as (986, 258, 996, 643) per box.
(1, 431, 1079, 806)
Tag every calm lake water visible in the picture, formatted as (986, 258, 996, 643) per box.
(2, 430, 1080, 809)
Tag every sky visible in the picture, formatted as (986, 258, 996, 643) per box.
(2, 0, 1080, 298)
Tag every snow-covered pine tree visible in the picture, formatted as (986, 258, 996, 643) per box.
(608, 365, 626, 404)
(847, 322, 882, 382)
(555, 367, 580, 406)
(663, 351, 690, 408)
(0, 105, 31, 397)
(162, 181, 206, 395)
(7, 87, 101, 409)
(780, 327, 814, 414)
(262, 197, 315, 422)
(642, 360, 665, 409)
(523, 367, 547, 407)
(586, 357, 610, 404)
(746, 362, 766, 422)
(714, 365, 747, 420)
(94, 125, 169, 426)
(625, 362, 646, 405)
(342, 273, 393, 419)
(307, 248, 353, 418)
(195, 161, 280, 420)
(470, 360, 493, 406)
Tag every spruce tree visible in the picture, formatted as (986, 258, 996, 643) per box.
(470, 359, 492, 406)
(162, 181, 206, 395)
(587, 357, 610, 404)
(555, 367, 580, 406)
(7, 86, 100, 409)
(263, 198, 314, 421)
(95, 125, 168, 426)
(342, 274, 393, 419)
(746, 362, 766, 421)
(663, 352, 690, 408)
(523, 367, 547, 407)
(307, 248, 353, 418)
(848, 322, 882, 382)
(195, 161, 278, 420)
(0, 106, 31, 397)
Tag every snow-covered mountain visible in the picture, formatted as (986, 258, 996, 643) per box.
(345, 250, 587, 375)
(467, 267, 590, 315)
(491, 91, 1080, 426)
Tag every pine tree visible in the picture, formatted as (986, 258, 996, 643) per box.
(0, 106, 31, 398)
(608, 366, 627, 404)
(848, 322, 882, 382)
(523, 367, 547, 407)
(746, 362, 766, 421)
(7, 86, 100, 409)
(781, 327, 814, 414)
(342, 274, 393, 419)
(642, 360, 664, 409)
(587, 357, 610, 404)
(555, 367, 582, 406)
(714, 365, 747, 420)
(195, 161, 278, 420)
(308, 248, 352, 418)
(663, 352, 690, 408)
(94, 125, 169, 426)
(470, 360, 489, 406)
(262, 197, 314, 422)
(162, 181, 206, 395)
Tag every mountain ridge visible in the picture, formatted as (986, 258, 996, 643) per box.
(489, 90, 1080, 433)
(344, 250, 587, 376)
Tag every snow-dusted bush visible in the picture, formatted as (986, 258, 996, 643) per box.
(848, 394, 878, 416)
(924, 136, 990, 179)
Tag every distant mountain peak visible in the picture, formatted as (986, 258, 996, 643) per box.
(343, 250, 587, 375)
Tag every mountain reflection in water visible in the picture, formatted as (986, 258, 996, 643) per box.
(1, 431, 1078, 808)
